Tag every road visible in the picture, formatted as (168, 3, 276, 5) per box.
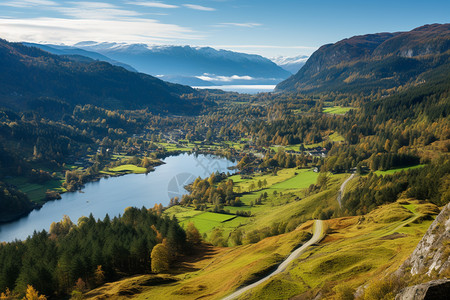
(222, 220, 324, 300)
(337, 173, 355, 208)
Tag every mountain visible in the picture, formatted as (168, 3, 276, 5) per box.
(21, 43, 138, 72)
(276, 23, 450, 93)
(74, 42, 292, 86)
(0, 39, 203, 115)
(271, 55, 308, 73)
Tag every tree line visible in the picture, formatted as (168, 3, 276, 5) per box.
(0, 207, 189, 298)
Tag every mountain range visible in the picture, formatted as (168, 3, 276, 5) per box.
(73, 42, 292, 86)
(20, 42, 304, 87)
(0, 39, 203, 116)
(21, 43, 138, 73)
(270, 55, 309, 73)
(276, 23, 450, 93)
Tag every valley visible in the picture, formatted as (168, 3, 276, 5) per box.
(0, 20, 449, 300)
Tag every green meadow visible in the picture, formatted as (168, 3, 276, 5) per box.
(108, 164, 148, 174)
(5, 177, 66, 203)
(166, 168, 347, 241)
(323, 106, 354, 115)
(374, 164, 425, 176)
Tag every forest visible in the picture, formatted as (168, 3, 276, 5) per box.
(0, 207, 188, 298)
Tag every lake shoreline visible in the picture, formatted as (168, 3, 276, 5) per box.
(0, 153, 236, 242)
(0, 160, 165, 226)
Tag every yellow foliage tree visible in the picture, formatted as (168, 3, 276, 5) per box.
(23, 285, 47, 300)
(186, 222, 201, 245)
(141, 157, 151, 168)
(0, 288, 12, 300)
(151, 243, 170, 273)
(94, 265, 105, 286)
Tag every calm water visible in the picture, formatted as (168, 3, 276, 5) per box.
(0, 153, 235, 242)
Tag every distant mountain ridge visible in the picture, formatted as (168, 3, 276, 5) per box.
(21, 43, 138, 72)
(0, 38, 202, 115)
(73, 42, 292, 86)
(271, 55, 308, 73)
(276, 23, 450, 93)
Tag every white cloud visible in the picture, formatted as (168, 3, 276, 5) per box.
(126, 1, 179, 9)
(183, 4, 215, 11)
(197, 74, 254, 82)
(0, 17, 202, 44)
(217, 22, 261, 28)
(0, 0, 57, 7)
(54, 2, 141, 19)
(216, 45, 317, 50)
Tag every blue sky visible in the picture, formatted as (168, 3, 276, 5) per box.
(0, 0, 448, 57)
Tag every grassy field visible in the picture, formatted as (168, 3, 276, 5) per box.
(180, 212, 238, 232)
(374, 164, 425, 176)
(165, 169, 346, 243)
(270, 131, 344, 152)
(85, 199, 436, 300)
(5, 177, 66, 203)
(323, 106, 354, 115)
(240, 200, 437, 299)
(229, 168, 302, 192)
(157, 142, 193, 152)
(86, 228, 313, 300)
(270, 143, 324, 152)
(108, 164, 148, 174)
(270, 169, 319, 190)
(328, 132, 345, 142)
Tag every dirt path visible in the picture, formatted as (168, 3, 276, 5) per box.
(222, 220, 325, 300)
(337, 173, 355, 208)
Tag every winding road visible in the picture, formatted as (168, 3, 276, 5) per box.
(337, 173, 355, 208)
(222, 220, 324, 300)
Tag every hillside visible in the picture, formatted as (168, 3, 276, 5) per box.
(0, 39, 202, 115)
(74, 42, 292, 86)
(22, 43, 138, 72)
(276, 23, 450, 93)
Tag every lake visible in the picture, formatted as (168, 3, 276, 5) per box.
(0, 153, 236, 242)
(194, 85, 276, 94)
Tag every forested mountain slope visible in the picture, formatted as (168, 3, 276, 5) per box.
(22, 42, 138, 72)
(276, 23, 450, 93)
(0, 39, 202, 115)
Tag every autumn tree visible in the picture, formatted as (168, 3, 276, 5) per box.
(50, 215, 74, 238)
(0, 288, 12, 300)
(94, 266, 105, 286)
(151, 244, 170, 273)
(23, 285, 46, 300)
(186, 222, 201, 245)
(70, 278, 86, 300)
(141, 157, 151, 168)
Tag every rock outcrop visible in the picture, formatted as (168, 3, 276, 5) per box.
(395, 202, 450, 277)
(395, 279, 450, 300)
